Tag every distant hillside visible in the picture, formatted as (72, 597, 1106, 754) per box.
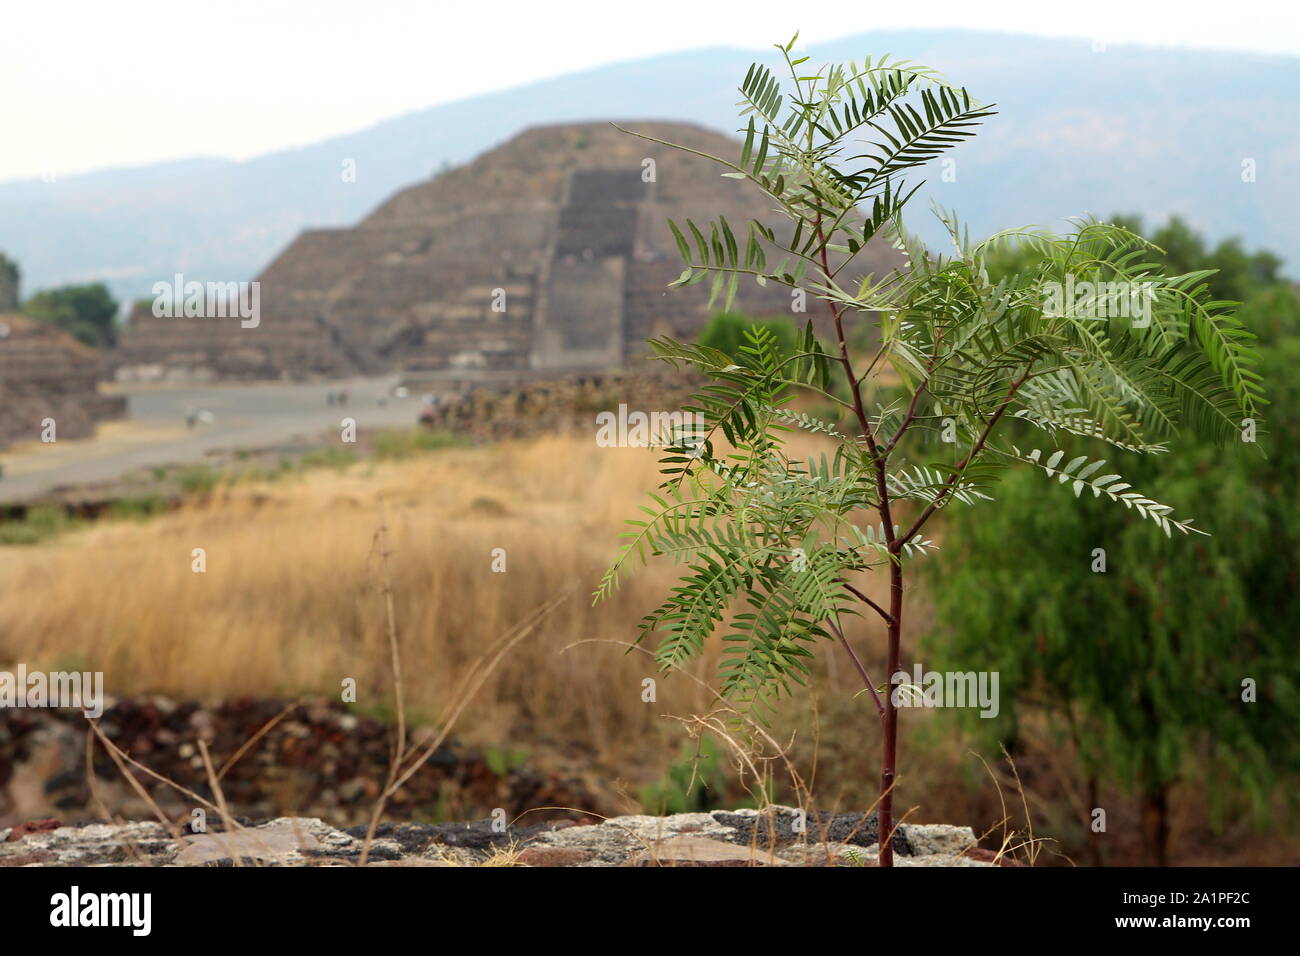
(2, 29, 1297, 302)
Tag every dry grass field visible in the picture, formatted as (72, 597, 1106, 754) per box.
(0, 432, 893, 777)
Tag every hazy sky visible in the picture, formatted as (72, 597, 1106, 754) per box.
(4, 0, 1297, 182)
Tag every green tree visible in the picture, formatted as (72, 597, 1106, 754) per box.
(1106, 214, 1284, 302)
(23, 282, 119, 348)
(697, 311, 798, 366)
(0, 253, 19, 312)
(927, 241, 1298, 865)
(593, 37, 1259, 865)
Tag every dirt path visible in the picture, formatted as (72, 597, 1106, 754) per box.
(0, 375, 420, 502)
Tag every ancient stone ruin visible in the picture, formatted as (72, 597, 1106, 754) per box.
(112, 121, 902, 383)
(0, 314, 125, 448)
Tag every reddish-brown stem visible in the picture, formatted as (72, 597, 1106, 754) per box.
(815, 214, 903, 865)
(879, 553, 903, 866)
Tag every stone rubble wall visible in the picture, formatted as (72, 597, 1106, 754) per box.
(0, 698, 604, 830)
(417, 366, 701, 443)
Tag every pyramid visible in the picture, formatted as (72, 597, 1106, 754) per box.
(0, 315, 125, 446)
(113, 121, 903, 383)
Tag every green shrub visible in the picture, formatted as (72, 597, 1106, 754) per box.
(300, 446, 358, 470)
(109, 495, 171, 520)
(374, 428, 464, 461)
(0, 505, 78, 545)
(176, 465, 220, 495)
(697, 311, 798, 365)
(640, 738, 729, 814)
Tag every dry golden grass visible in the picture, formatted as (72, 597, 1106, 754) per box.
(0, 435, 737, 761)
(0, 431, 892, 768)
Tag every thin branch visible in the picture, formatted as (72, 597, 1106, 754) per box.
(825, 617, 885, 717)
(813, 214, 884, 465)
(881, 326, 944, 458)
(216, 701, 297, 782)
(840, 578, 894, 625)
(810, 202, 897, 562)
(197, 740, 245, 867)
(897, 368, 1031, 546)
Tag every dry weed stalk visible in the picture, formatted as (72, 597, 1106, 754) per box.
(357, 504, 572, 864)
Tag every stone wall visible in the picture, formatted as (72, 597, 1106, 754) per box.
(0, 811, 994, 867)
(0, 697, 994, 867)
(418, 366, 701, 443)
(0, 698, 604, 831)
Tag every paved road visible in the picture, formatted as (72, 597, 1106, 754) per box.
(0, 376, 423, 502)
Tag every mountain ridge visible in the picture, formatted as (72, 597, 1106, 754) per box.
(2, 29, 1296, 301)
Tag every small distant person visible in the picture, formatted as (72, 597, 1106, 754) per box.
(327, 391, 336, 407)
(338, 388, 349, 407)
